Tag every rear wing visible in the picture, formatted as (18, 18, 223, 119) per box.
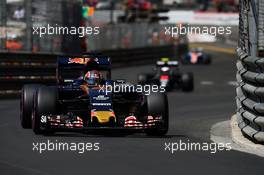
(57, 56, 111, 84)
(156, 61, 179, 67)
(58, 57, 111, 66)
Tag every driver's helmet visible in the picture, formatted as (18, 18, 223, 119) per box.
(161, 57, 170, 63)
(84, 70, 100, 85)
(197, 47, 203, 52)
(191, 48, 203, 53)
(191, 48, 198, 52)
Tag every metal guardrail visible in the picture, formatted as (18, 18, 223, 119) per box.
(236, 0, 264, 143)
(0, 52, 59, 97)
(0, 45, 178, 98)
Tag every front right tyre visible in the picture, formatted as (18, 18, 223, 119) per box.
(181, 72, 194, 92)
(145, 93, 169, 136)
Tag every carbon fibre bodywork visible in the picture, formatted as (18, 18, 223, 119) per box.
(32, 56, 167, 134)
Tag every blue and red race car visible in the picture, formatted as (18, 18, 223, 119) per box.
(20, 55, 169, 136)
(182, 48, 212, 65)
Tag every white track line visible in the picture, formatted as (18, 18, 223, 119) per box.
(200, 81, 214, 85)
(200, 81, 238, 86)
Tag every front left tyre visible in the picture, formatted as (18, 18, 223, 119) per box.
(138, 74, 148, 85)
(32, 86, 58, 134)
(20, 84, 40, 129)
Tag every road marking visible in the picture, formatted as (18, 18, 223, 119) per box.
(227, 81, 238, 86)
(200, 81, 214, 85)
(200, 81, 238, 86)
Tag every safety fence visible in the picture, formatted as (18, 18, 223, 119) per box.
(0, 1, 186, 53)
(236, 0, 264, 143)
(0, 45, 177, 98)
(86, 23, 187, 51)
(0, 0, 82, 53)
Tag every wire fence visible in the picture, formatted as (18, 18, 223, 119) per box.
(0, 0, 184, 54)
(0, 0, 82, 54)
(86, 23, 185, 51)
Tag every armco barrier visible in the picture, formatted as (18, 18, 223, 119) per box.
(236, 0, 264, 143)
(0, 45, 178, 98)
(0, 52, 58, 97)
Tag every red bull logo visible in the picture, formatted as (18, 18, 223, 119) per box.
(68, 58, 85, 64)
(68, 58, 92, 64)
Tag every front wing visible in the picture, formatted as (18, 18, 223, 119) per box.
(39, 114, 163, 133)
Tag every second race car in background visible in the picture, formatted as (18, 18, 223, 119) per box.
(138, 58, 194, 92)
(182, 48, 212, 65)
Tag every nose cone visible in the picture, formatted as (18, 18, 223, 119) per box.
(91, 111, 116, 124)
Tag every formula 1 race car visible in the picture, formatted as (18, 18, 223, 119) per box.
(181, 48, 212, 65)
(138, 58, 194, 92)
(20, 56, 168, 136)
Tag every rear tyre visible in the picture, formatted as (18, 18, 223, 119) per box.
(204, 55, 212, 65)
(20, 84, 40, 129)
(181, 56, 189, 65)
(145, 93, 169, 136)
(32, 86, 57, 135)
(181, 72, 194, 92)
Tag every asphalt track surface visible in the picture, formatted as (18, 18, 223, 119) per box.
(0, 52, 263, 175)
